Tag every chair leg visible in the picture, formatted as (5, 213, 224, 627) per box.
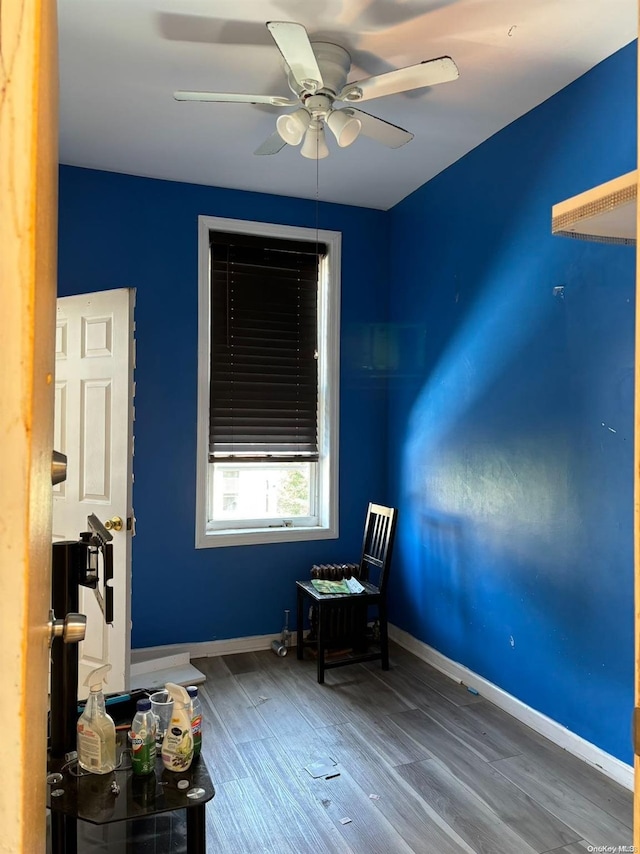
(317, 602, 325, 684)
(379, 602, 389, 670)
(353, 603, 368, 653)
(296, 588, 304, 661)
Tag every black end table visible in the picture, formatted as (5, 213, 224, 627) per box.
(48, 748, 214, 854)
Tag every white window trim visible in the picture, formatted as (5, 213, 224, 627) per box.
(195, 215, 340, 548)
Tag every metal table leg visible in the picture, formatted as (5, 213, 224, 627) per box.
(50, 810, 76, 854)
(186, 804, 206, 854)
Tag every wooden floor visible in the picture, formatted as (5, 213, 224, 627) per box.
(193, 642, 633, 854)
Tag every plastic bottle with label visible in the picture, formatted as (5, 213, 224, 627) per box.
(77, 664, 116, 774)
(129, 697, 157, 775)
(161, 683, 194, 772)
(186, 685, 202, 759)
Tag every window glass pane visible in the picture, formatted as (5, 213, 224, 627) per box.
(211, 462, 312, 521)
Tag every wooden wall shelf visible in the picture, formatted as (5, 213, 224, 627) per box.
(551, 170, 636, 245)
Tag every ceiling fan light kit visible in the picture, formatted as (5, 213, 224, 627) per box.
(276, 108, 311, 145)
(173, 21, 459, 159)
(326, 109, 361, 148)
(301, 120, 329, 160)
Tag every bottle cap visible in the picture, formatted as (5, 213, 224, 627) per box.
(186, 685, 198, 698)
(137, 698, 152, 712)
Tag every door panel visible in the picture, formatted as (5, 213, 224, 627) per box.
(54, 288, 135, 696)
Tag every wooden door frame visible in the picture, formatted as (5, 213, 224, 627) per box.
(635, 1, 640, 842)
(635, 4, 640, 847)
(0, 0, 58, 850)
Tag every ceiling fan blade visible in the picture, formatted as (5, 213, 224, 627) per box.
(346, 108, 414, 148)
(266, 21, 323, 90)
(254, 132, 288, 156)
(174, 91, 296, 106)
(339, 56, 459, 103)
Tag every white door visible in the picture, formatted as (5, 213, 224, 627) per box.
(53, 288, 135, 697)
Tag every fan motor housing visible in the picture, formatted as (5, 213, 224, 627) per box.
(304, 93, 333, 117)
(287, 42, 352, 99)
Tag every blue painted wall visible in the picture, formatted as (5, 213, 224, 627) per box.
(58, 167, 390, 648)
(387, 43, 637, 763)
(59, 41, 636, 764)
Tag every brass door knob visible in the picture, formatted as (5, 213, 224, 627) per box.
(104, 516, 123, 532)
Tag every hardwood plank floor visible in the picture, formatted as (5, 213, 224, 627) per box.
(193, 642, 632, 853)
(388, 708, 581, 851)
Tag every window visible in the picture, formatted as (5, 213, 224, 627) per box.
(196, 216, 340, 548)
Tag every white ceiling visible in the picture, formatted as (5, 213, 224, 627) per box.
(58, 0, 637, 211)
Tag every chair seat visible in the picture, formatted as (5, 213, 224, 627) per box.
(296, 579, 382, 603)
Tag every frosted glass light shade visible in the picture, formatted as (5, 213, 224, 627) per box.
(276, 109, 311, 146)
(301, 121, 329, 159)
(326, 110, 361, 147)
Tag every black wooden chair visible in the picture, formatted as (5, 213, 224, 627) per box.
(296, 503, 398, 684)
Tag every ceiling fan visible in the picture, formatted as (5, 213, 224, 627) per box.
(174, 21, 459, 159)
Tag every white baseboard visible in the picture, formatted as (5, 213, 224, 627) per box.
(131, 632, 295, 665)
(388, 624, 633, 791)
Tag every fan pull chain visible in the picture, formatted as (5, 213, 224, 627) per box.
(315, 140, 320, 277)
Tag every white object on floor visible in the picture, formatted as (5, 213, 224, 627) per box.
(130, 652, 205, 691)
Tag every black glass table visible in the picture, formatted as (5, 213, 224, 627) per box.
(48, 749, 214, 854)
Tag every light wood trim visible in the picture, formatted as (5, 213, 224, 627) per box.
(552, 170, 637, 244)
(635, 4, 640, 846)
(0, 0, 58, 850)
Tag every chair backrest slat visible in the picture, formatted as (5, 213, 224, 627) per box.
(359, 503, 397, 595)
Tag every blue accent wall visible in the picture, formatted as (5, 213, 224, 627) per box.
(58, 168, 390, 648)
(387, 43, 637, 764)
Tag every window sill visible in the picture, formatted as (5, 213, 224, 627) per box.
(195, 524, 338, 549)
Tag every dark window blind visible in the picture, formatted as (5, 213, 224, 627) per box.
(209, 231, 325, 462)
